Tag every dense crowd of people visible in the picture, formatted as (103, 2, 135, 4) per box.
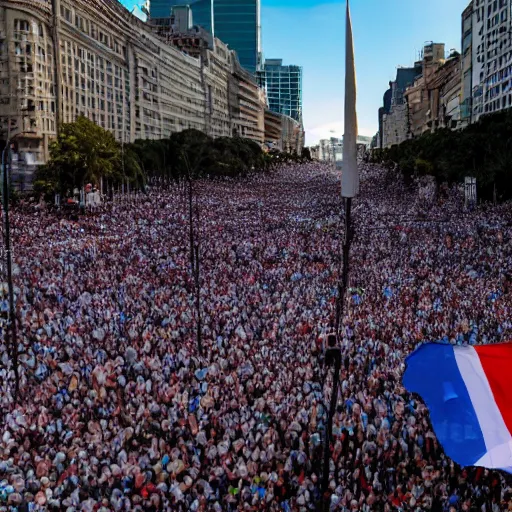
(0, 163, 511, 511)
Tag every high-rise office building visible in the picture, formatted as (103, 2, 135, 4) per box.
(257, 59, 303, 123)
(214, 1, 261, 74)
(150, 0, 261, 74)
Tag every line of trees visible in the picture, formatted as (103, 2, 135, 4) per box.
(33, 116, 311, 197)
(370, 109, 512, 202)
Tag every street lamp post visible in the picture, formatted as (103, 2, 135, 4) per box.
(1, 140, 20, 399)
(321, 333, 341, 511)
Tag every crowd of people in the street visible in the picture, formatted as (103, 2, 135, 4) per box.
(0, 162, 511, 511)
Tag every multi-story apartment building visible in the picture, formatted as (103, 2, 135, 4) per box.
(380, 43, 463, 147)
(425, 51, 462, 130)
(467, 0, 512, 121)
(229, 56, 265, 144)
(264, 109, 282, 149)
(281, 114, 304, 154)
(0, 0, 207, 167)
(203, 39, 231, 138)
(381, 66, 421, 148)
(461, 3, 474, 125)
(164, 26, 232, 139)
(405, 43, 447, 138)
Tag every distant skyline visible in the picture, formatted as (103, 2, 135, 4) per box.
(122, 0, 470, 145)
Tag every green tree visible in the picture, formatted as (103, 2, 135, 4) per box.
(37, 116, 122, 193)
(301, 147, 312, 161)
(373, 109, 512, 202)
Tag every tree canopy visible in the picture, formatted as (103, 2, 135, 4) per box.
(371, 109, 512, 202)
(35, 116, 122, 194)
(34, 118, 309, 197)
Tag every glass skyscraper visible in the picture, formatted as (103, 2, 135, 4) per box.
(258, 59, 303, 123)
(214, 1, 260, 74)
(149, 0, 261, 74)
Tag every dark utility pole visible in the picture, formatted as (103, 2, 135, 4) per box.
(194, 243, 202, 356)
(1, 141, 19, 399)
(188, 175, 195, 272)
(335, 197, 353, 335)
(184, 152, 202, 356)
(321, 333, 341, 511)
(322, 196, 353, 511)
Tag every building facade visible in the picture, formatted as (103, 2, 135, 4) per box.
(405, 43, 447, 138)
(257, 59, 303, 123)
(317, 136, 370, 162)
(166, 29, 231, 138)
(203, 38, 231, 138)
(467, 0, 512, 122)
(378, 84, 392, 148)
(430, 52, 462, 130)
(405, 50, 461, 137)
(380, 65, 421, 148)
(280, 114, 304, 154)
(460, 3, 473, 126)
(229, 55, 265, 144)
(264, 109, 281, 149)
(380, 43, 462, 147)
(382, 103, 409, 148)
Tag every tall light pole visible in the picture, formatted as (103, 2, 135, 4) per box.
(1, 140, 20, 399)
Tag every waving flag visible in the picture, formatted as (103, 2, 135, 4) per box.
(403, 342, 512, 472)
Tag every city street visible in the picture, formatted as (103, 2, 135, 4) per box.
(0, 163, 511, 510)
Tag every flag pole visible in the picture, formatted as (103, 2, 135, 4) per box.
(321, 0, 358, 508)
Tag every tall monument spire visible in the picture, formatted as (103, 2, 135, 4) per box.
(341, 0, 359, 198)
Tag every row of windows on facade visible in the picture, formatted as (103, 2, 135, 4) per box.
(483, 93, 512, 113)
(68, 107, 202, 132)
(59, 6, 127, 59)
(12, 41, 51, 60)
(475, 36, 511, 58)
(486, 63, 512, 85)
(61, 46, 128, 79)
(0, 115, 54, 133)
(58, 64, 203, 109)
(484, 6, 508, 29)
(484, 50, 512, 74)
(486, 0, 508, 15)
(2, 57, 52, 83)
(486, 78, 512, 97)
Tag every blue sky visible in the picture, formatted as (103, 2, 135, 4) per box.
(122, 0, 470, 144)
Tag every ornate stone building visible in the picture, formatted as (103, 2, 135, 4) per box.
(0, 0, 206, 167)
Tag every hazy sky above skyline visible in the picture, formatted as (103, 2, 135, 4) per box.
(122, 0, 470, 145)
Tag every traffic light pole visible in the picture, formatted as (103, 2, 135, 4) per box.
(1, 141, 19, 400)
